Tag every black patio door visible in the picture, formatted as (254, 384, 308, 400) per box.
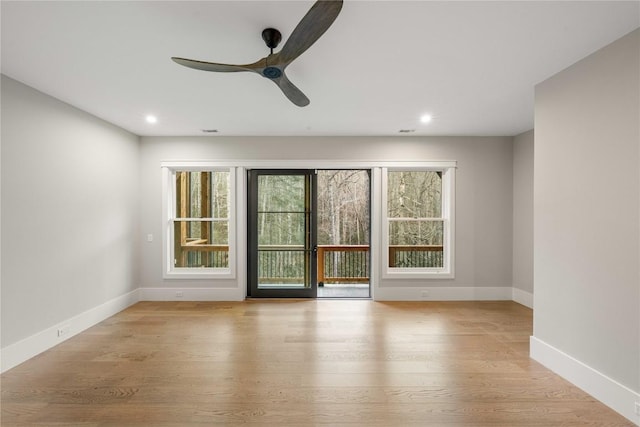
(248, 170, 317, 298)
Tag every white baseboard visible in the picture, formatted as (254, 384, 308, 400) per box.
(139, 287, 244, 301)
(0, 289, 139, 373)
(512, 287, 533, 308)
(373, 286, 512, 301)
(530, 336, 640, 425)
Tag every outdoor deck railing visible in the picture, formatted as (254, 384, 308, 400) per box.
(177, 243, 445, 281)
(317, 245, 370, 284)
(258, 245, 306, 284)
(388, 245, 444, 269)
(179, 240, 229, 268)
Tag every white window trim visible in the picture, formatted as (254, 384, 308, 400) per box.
(161, 163, 236, 279)
(381, 166, 456, 279)
(160, 160, 455, 284)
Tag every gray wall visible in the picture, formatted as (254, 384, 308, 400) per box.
(0, 73, 518, 353)
(534, 29, 639, 391)
(139, 136, 514, 292)
(513, 129, 534, 294)
(0, 75, 140, 348)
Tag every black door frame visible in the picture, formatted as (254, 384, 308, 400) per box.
(247, 169, 318, 298)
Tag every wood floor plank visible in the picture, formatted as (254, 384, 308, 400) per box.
(1, 301, 633, 426)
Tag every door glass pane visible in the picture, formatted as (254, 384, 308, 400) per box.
(258, 175, 305, 212)
(257, 213, 305, 246)
(258, 249, 306, 287)
(257, 174, 309, 289)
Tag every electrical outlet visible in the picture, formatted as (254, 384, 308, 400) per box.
(420, 290, 429, 298)
(634, 401, 640, 415)
(147, 234, 154, 242)
(57, 324, 70, 337)
(175, 291, 184, 298)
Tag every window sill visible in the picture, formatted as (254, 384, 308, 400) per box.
(163, 268, 235, 280)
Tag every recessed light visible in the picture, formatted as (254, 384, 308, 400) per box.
(420, 114, 432, 124)
(145, 115, 158, 124)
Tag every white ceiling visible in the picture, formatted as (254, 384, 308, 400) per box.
(2, 1, 639, 137)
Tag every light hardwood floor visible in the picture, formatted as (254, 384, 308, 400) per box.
(1, 300, 633, 426)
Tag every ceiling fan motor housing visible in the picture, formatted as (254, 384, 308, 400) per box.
(261, 28, 283, 79)
(262, 28, 282, 50)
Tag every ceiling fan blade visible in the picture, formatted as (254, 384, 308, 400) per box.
(172, 57, 256, 73)
(271, 72, 310, 107)
(278, 0, 343, 64)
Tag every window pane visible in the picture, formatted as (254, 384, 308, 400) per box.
(389, 246, 443, 268)
(388, 220, 444, 268)
(174, 221, 228, 245)
(211, 221, 229, 245)
(387, 171, 442, 218)
(389, 220, 443, 246)
(173, 221, 229, 268)
(175, 171, 229, 218)
(211, 171, 230, 218)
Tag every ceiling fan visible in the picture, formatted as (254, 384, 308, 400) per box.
(171, 0, 343, 107)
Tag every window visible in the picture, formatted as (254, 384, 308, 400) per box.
(382, 167, 455, 278)
(162, 165, 235, 278)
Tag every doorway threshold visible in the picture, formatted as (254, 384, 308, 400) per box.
(317, 284, 370, 299)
